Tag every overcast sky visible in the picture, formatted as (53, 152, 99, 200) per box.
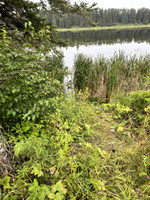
(71, 0, 150, 9)
(32, 0, 150, 9)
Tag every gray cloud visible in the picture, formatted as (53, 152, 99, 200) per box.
(31, 0, 150, 9)
(72, 0, 150, 9)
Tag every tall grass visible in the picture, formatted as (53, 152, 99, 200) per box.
(74, 53, 150, 102)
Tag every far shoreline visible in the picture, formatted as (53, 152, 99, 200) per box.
(57, 24, 150, 32)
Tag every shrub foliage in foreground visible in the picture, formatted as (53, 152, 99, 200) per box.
(0, 27, 64, 127)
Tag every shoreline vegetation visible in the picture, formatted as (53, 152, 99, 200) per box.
(57, 24, 150, 32)
(74, 53, 150, 103)
(1, 24, 150, 200)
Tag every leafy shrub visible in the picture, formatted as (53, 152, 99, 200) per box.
(0, 97, 99, 199)
(118, 90, 150, 129)
(101, 91, 150, 144)
(120, 90, 150, 112)
(0, 27, 64, 127)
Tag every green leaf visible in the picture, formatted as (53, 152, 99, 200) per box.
(32, 115, 36, 121)
(28, 21, 32, 26)
(25, 22, 27, 29)
(139, 172, 147, 177)
(16, 123, 21, 129)
(12, 111, 16, 116)
(0, 176, 10, 189)
(31, 163, 44, 177)
(33, 179, 39, 187)
(12, 89, 16, 94)
(48, 193, 55, 199)
(117, 126, 124, 133)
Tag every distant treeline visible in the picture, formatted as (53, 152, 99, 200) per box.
(42, 8, 150, 28)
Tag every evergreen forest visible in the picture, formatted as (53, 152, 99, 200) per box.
(44, 8, 150, 28)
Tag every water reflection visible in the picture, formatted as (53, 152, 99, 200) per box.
(59, 29, 150, 67)
(62, 42, 150, 68)
(59, 28, 150, 45)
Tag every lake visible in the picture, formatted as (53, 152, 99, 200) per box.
(59, 28, 150, 69)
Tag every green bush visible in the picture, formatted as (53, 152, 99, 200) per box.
(0, 27, 64, 127)
(102, 90, 150, 138)
(120, 90, 150, 112)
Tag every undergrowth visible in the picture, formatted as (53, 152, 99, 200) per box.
(1, 91, 150, 199)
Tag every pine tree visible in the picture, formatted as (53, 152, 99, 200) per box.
(0, 0, 44, 30)
(143, 8, 150, 24)
(0, 0, 97, 30)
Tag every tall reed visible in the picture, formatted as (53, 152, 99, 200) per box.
(74, 53, 150, 102)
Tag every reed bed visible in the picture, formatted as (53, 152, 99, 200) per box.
(74, 53, 150, 102)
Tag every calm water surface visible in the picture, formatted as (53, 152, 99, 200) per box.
(59, 29, 150, 68)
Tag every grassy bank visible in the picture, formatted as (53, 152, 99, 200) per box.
(57, 24, 150, 32)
